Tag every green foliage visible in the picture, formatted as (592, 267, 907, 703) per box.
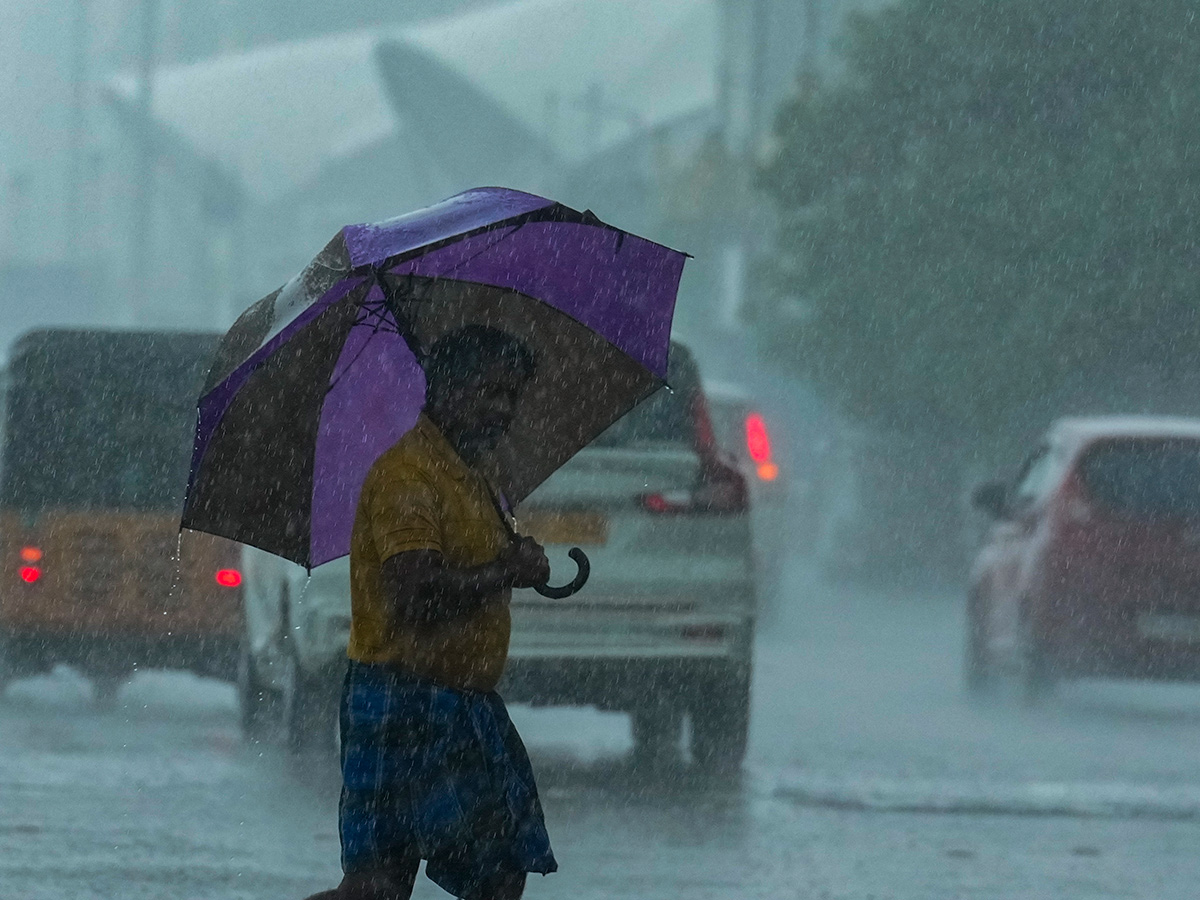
(760, 0, 1200, 442)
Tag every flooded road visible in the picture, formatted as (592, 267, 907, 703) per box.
(4, 559, 1200, 899)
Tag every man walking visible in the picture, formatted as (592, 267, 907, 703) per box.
(306, 325, 557, 900)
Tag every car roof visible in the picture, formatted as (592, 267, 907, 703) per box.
(1050, 415, 1200, 453)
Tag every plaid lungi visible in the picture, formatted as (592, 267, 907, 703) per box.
(338, 660, 557, 897)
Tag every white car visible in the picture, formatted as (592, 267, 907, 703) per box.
(237, 343, 757, 770)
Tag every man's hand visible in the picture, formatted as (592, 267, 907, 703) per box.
(382, 536, 550, 627)
(502, 535, 551, 589)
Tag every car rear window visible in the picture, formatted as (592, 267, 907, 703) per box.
(705, 395, 749, 459)
(1078, 438, 1200, 520)
(589, 343, 700, 449)
(1, 331, 220, 512)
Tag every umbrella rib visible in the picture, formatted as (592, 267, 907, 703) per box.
(353, 297, 401, 334)
(384, 220, 527, 283)
(437, 221, 527, 277)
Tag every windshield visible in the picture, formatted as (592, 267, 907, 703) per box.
(1078, 438, 1200, 521)
(589, 343, 700, 449)
(0, 332, 219, 511)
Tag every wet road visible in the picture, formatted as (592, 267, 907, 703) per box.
(4, 560, 1200, 899)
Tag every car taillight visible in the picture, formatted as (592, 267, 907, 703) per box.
(640, 490, 696, 515)
(745, 413, 770, 462)
(745, 412, 779, 481)
(18, 546, 43, 583)
(215, 569, 242, 588)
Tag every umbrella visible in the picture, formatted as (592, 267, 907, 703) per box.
(181, 187, 686, 596)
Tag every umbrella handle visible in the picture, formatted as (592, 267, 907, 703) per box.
(533, 547, 590, 599)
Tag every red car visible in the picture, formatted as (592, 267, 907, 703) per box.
(967, 416, 1200, 700)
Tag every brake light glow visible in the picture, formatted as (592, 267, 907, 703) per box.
(744, 413, 780, 482)
(215, 569, 242, 588)
(745, 413, 771, 463)
(19, 566, 41, 583)
(19, 546, 42, 562)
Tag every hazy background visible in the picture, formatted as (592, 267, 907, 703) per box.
(2, 0, 884, 331)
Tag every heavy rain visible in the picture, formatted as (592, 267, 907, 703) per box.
(3, 1, 1200, 898)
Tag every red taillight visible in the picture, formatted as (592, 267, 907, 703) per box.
(745, 413, 771, 463)
(215, 569, 242, 588)
(19, 566, 41, 583)
(745, 413, 779, 481)
(20, 546, 42, 562)
(640, 490, 695, 515)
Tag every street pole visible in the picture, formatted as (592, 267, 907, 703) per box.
(66, 0, 89, 256)
(750, 0, 769, 149)
(130, 0, 159, 323)
(802, 0, 822, 81)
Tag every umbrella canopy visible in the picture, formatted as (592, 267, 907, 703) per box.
(182, 187, 686, 569)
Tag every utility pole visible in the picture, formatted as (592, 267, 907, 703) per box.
(66, 0, 89, 256)
(802, 0, 822, 81)
(130, 0, 159, 323)
(749, 0, 769, 149)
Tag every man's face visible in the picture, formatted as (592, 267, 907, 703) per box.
(436, 358, 530, 457)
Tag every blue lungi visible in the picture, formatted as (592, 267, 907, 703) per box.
(338, 660, 557, 897)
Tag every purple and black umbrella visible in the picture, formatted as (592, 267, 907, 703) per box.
(181, 187, 686, 595)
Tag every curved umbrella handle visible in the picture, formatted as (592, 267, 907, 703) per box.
(533, 547, 590, 599)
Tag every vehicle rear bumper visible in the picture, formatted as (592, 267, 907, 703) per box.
(1050, 643, 1200, 681)
(507, 605, 753, 660)
(0, 628, 239, 680)
(498, 654, 750, 709)
(1040, 602, 1200, 681)
(1037, 565, 1200, 680)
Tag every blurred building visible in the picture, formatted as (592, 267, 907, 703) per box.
(1, 0, 890, 344)
(103, 0, 721, 328)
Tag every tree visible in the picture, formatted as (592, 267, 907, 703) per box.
(760, 0, 1200, 454)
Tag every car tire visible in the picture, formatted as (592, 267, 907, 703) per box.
(964, 591, 993, 696)
(237, 640, 280, 741)
(688, 671, 750, 775)
(1017, 604, 1055, 706)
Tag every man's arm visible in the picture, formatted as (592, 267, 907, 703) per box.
(381, 537, 550, 628)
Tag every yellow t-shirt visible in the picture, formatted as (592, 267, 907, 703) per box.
(347, 414, 512, 691)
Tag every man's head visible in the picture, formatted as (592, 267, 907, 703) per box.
(422, 325, 537, 461)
